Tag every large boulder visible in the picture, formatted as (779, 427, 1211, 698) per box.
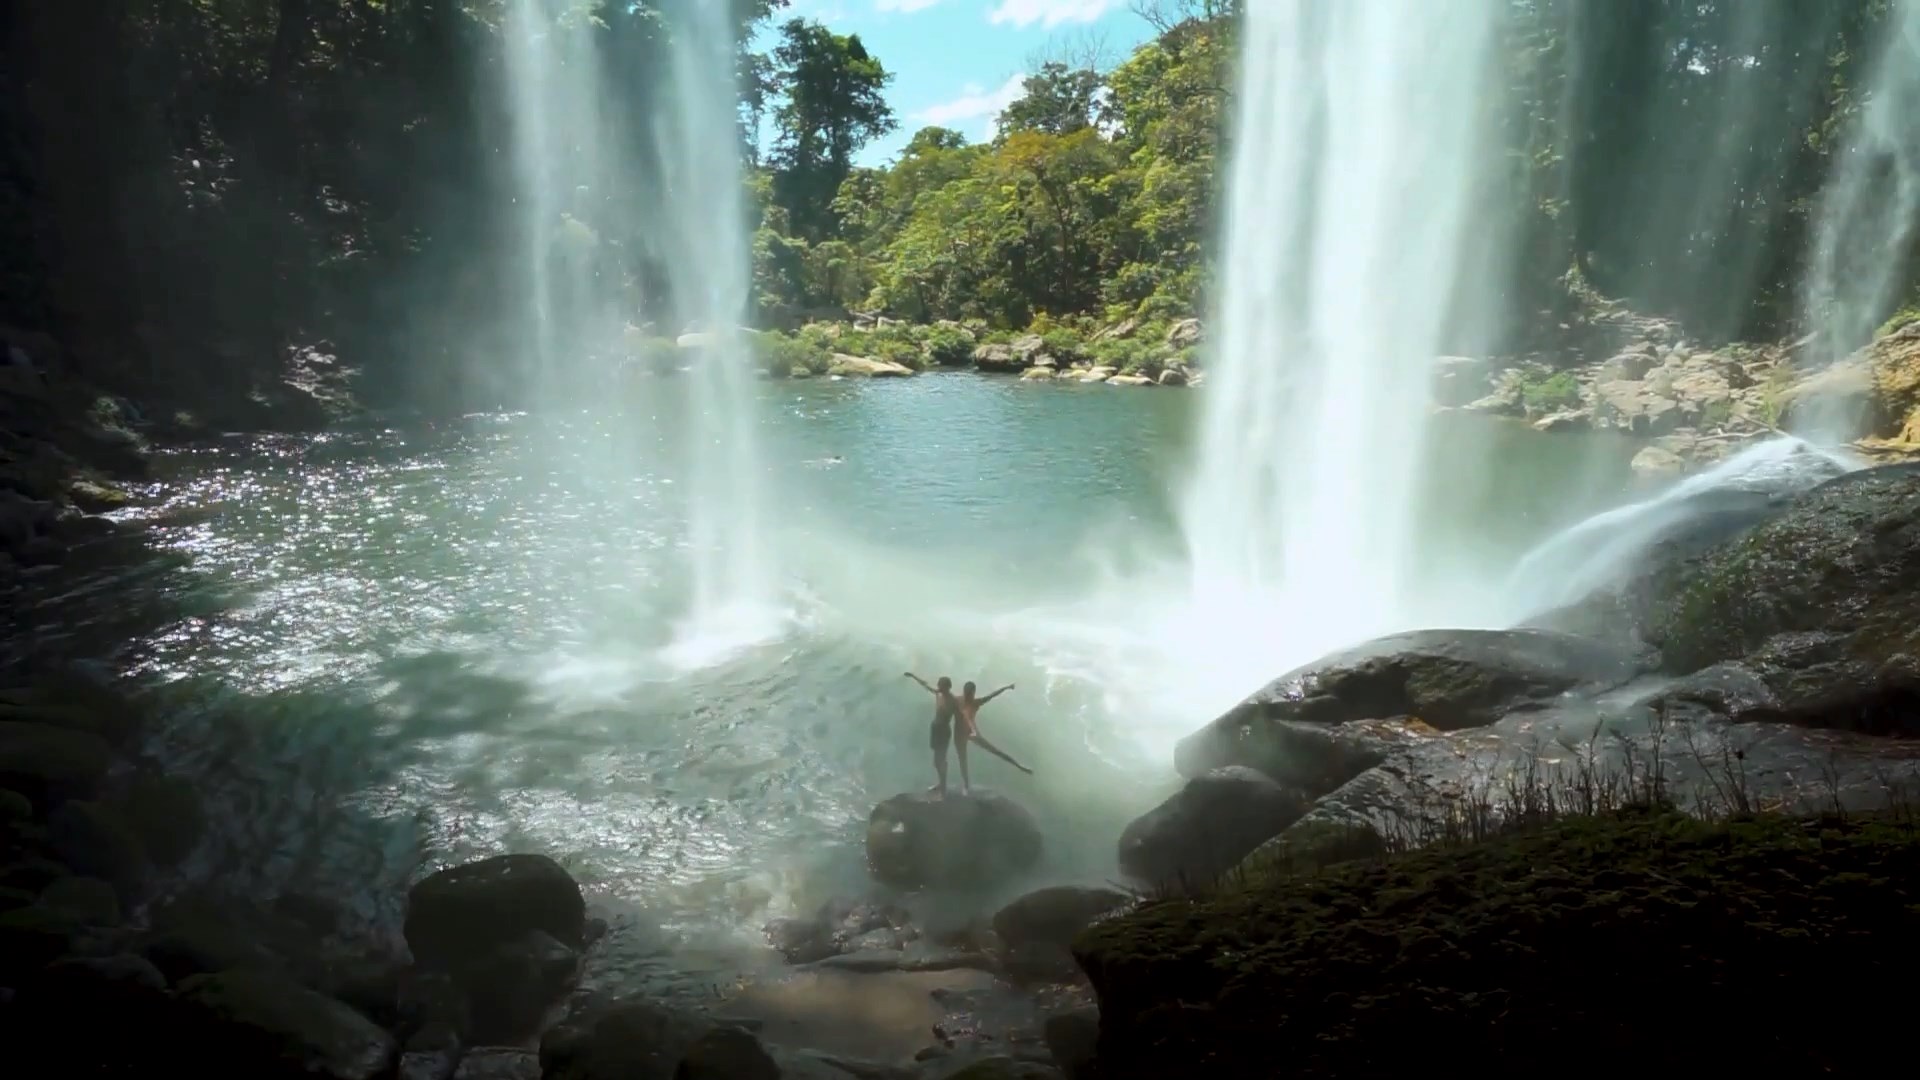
(1074, 811, 1920, 1079)
(1641, 464, 1920, 734)
(1117, 768, 1313, 887)
(541, 998, 709, 1080)
(404, 853, 586, 970)
(173, 969, 397, 1080)
(1173, 629, 1641, 780)
(992, 885, 1131, 982)
(865, 792, 1042, 890)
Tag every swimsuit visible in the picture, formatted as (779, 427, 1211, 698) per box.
(930, 697, 955, 751)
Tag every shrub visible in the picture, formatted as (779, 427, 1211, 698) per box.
(1519, 370, 1582, 414)
(924, 325, 975, 367)
(872, 337, 923, 370)
(1041, 328, 1089, 366)
(754, 332, 830, 377)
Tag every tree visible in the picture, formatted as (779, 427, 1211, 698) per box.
(998, 62, 1106, 137)
(768, 18, 896, 241)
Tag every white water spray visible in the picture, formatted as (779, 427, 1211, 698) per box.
(652, 2, 782, 663)
(1177, 2, 1503, 674)
(502, 0, 617, 399)
(1797, 0, 1920, 443)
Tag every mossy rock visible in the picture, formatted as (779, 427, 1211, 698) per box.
(1646, 466, 1920, 674)
(0, 720, 113, 809)
(1233, 818, 1391, 885)
(1074, 810, 1920, 1078)
(174, 969, 396, 1080)
(36, 875, 121, 926)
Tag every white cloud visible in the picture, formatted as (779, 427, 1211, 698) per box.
(913, 73, 1028, 139)
(875, 0, 944, 12)
(986, 0, 1123, 29)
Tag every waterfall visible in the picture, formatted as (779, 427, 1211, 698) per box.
(500, 0, 781, 665)
(1177, 1, 1504, 669)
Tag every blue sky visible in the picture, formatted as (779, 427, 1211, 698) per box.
(760, 0, 1157, 166)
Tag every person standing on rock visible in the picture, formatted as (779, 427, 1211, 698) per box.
(953, 681, 1033, 793)
(904, 672, 961, 795)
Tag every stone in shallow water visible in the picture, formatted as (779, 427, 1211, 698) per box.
(865, 791, 1042, 891)
(404, 852, 585, 969)
(1117, 768, 1313, 887)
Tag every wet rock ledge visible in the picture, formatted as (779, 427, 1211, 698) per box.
(1066, 461, 1920, 1079)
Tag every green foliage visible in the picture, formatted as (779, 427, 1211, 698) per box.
(754, 331, 831, 377)
(923, 324, 975, 366)
(1518, 370, 1582, 414)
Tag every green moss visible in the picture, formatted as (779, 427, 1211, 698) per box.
(1075, 809, 1920, 1078)
(1517, 369, 1581, 414)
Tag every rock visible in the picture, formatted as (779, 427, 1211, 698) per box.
(1432, 356, 1490, 407)
(36, 875, 120, 926)
(460, 929, 580, 1042)
(1156, 367, 1188, 387)
(1645, 465, 1920, 727)
(1173, 628, 1643, 781)
(0, 721, 112, 809)
(972, 344, 1025, 373)
(541, 998, 709, 1080)
(1020, 367, 1055, 381)
(1630, 445, 1686, 477)
(1604, 349, 1658, 380)
(454, 1047, 542, 1080)
(865, 792, 1043, 891)
(1165, 319, 1203, 350)
(404, 853, 586, 970)
(1043, 1008, 1099, 1079)
(46, 800, 148, 900)
(992, 887, 1131, 954)
(398, 1023, 463, 1080)
(1105, 375, 1153, 387)
(1532, 409, 1590, 433)
(676, 1025, 780, 1080)
(1594, 378, 1682, 434)
(13, 953, 177, 1070)
(827, 354, 913, 378)
(94, 772, 205, 868)
(1090, 318, 1139, 343)
(1078, 366, 1115, 383)
(992, 885, 1130, 982)
(174, 969, 397, 1080)
(1119, 768, 1313, 886)
(1074, 811, 1920, 1079)
(940, 1059, 1062, 1080)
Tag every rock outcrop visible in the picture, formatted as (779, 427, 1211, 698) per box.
(865, 791, 1042, 891)
(991, 885, 1131, 981)
(1117, 768, 1313, 886)
(1173, 628, 1642, 781)
(827, 353, 914, 378)
(403, 853, 586, 969)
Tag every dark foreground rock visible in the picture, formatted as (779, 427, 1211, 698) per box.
(991, 886, 1131, 982)
(174, 969, 398, 1079)
(404, 853, 587, 968)
(866, 791, 1042, 890)
(1173, 628, 1642, 781)
(1075, 810, 1920, 1078)
(1116, 768, 1312, 886)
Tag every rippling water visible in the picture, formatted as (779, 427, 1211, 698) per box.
(13, 373, 1651, 977)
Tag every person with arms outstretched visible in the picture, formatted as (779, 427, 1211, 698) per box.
(904, 672, 960, 795)
(952, 680, 1032, 794)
